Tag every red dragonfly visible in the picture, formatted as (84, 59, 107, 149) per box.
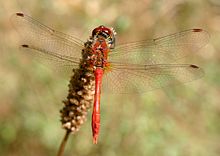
(11, 13, 209, 144)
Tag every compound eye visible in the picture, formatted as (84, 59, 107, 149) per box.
(92, 25, 106, 37)
(92, 28, 98, 37)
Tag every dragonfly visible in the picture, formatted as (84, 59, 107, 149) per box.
(11, 12, 209, 144)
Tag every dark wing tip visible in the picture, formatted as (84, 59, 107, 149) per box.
(21, 44, 29, 48)
(189, 64, 205, 78)
(190, 64, 199, 68)
(16, 12, 24, 17)
(192, 29, 203, 32)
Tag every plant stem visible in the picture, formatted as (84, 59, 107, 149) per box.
(57, 130, 70, 156)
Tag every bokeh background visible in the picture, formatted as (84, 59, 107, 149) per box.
(0, 0, 220, 156)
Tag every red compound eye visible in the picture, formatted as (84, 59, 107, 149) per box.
(92, 25, 112, 37)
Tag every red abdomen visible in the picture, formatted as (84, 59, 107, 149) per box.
(92, 68, 103, 144)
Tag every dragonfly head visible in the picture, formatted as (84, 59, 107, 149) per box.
(92, 25, 116, 49)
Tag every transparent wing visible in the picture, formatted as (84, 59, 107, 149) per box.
(103, 63, 204, 93)
(11, 12, 84, 70)
(109, 29, 209, 64)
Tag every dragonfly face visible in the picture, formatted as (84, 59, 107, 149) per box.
(92, 25, 116, 49)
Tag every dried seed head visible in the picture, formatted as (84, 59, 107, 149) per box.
(60, 50, 95, 134)
(77, 91, 83, 96)
(69, 98, 79, 105)
(69, 111, 74, 117)
(63, 122, 71, 129)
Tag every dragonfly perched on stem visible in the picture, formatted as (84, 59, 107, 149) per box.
(11, 12, 209, 144)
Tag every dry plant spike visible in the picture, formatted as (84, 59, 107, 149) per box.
(60, 41, 95, 135)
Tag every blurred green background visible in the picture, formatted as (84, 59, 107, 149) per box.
(0, 0, 220, 156)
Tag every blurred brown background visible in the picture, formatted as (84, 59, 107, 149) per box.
(0, 0, 219, 156)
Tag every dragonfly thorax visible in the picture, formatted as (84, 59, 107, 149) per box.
(82, 37, 110, 70)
